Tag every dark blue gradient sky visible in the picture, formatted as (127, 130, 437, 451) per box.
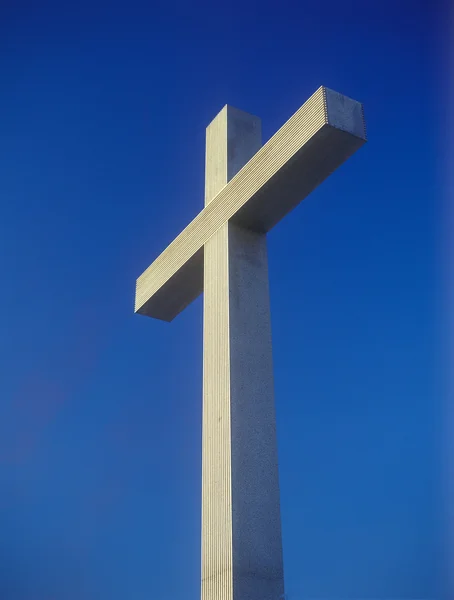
(0, 1, 439, 598)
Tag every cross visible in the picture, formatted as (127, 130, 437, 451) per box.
(135, 86, 366, 600)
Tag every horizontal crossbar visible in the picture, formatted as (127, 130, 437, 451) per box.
(135, 86, 366, 321)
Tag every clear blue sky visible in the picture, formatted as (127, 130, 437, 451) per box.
(0, 1, 439, 598)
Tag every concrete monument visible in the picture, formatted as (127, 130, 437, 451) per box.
(135, 86, 366, 600)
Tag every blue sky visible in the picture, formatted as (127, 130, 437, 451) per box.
(0, 1, 440, 598)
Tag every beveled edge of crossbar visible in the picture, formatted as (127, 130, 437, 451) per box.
(135, 86, 366, 320)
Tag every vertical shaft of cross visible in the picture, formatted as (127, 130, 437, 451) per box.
(201, 106, 284, 600)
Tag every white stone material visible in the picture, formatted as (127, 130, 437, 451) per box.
(135, 86, 366, 322)
(134, 86, 367, 600)
(325, 87, 366, 138)
(202, 107, 283, 600)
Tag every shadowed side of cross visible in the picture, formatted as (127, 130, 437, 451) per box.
(135, 86, 366, 321)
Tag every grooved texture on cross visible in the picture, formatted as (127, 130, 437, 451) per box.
(134, 86, 366, 322)
(201, 105, 284, 600)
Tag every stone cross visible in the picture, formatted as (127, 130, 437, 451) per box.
(134, 86, 366, 600)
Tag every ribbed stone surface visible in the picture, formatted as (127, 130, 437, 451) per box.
(202, 107, 283, 600)
(135, 86, 366, 322)
(135, 87, 367, 600)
